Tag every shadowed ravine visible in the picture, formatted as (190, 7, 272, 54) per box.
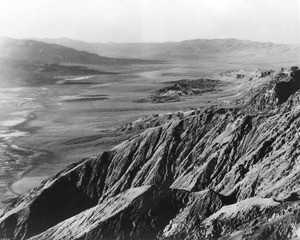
(1, 68, 300, 239)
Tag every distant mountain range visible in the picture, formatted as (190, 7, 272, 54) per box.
(33, 37, 300, 60)
(0, 37, 154, 65)
(1, 37, 299, 65)
(0, 37, 159, 88)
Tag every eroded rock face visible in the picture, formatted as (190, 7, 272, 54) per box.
(1, 69, 300, 239)
(188, 197, 300, 240)
(161, 189, 227, 239)
(274, 70, 300, 104)
(28, 186, 190, 240)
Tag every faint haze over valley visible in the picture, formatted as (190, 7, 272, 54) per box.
(0, 0, 299, 44)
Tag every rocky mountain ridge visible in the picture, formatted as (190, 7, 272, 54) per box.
(1, 67, 300, 239)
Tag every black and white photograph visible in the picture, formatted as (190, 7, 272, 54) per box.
(0, 0, 300, 239)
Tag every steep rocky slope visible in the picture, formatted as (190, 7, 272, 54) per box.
(29, 186, 190, 240)
(1, 67, 300, 239)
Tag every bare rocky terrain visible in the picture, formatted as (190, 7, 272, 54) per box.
(1, 66, 300, 239)
(138, 79, 223, 103)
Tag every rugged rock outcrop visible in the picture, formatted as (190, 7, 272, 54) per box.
(1, 68, 300, 239)
(138, 79, 223, 103)
(161, 189, 229, 239)
(29, 186, 190, 240)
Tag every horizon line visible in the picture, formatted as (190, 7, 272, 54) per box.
(1, 35, 299, 46)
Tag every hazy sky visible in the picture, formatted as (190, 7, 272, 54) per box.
(0, 0, 299, 44)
